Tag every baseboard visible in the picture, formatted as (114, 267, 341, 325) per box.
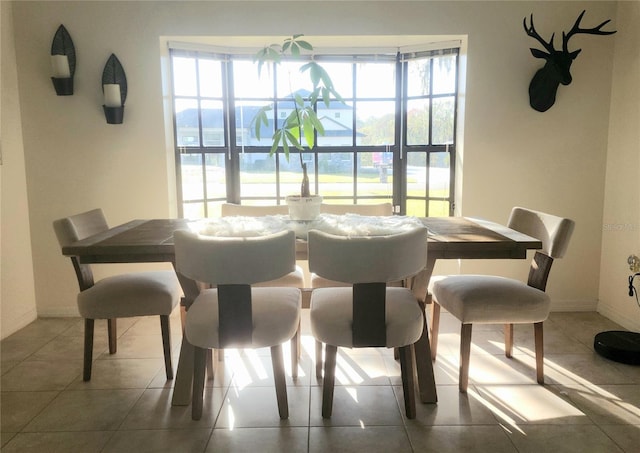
(1, 308, 38, 339)
(550, 298, 599, 312)
(597, 302, 640, 332)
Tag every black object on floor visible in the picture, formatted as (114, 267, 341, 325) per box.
(594, 330, 640, 365)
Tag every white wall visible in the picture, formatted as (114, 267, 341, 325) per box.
(6, 2, 623, 324)
(599, 1, 640, 331)
(1, 1, 38, 338)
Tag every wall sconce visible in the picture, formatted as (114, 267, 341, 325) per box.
(50, 25, 76, 96)
(101, 54, 127, 124)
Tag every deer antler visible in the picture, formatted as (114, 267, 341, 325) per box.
(562, 10, 617, 52)
(523, 14, 557, 53)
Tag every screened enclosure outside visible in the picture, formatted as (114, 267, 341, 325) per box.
(170, 45, 459, 219)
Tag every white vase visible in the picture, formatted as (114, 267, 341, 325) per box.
(286, 195, 323, 221)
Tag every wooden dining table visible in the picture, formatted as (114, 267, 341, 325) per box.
(61, 215, 542, 406)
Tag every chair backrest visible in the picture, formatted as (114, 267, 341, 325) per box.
(221, 203, 288, 217)
(320, 202, 393, 216)
(308, 228, 427, 284)
(507, 207, 575, 291)
(174, 229, 297, 286)
(53, 208, 109, 291)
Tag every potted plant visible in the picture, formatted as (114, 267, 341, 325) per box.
(251, 35, 343, 220)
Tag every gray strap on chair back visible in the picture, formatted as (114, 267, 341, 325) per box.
(217, 284, 253, 346)
(352, 282, 387, 347)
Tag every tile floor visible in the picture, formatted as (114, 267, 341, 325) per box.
(1, 309, 639, 452)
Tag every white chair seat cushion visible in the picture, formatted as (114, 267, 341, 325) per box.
(431, 275, 551, 324)
(254, 265, 306, 288)
(77, 270, 181, 319)
(186, 287, 301, 349)
(310, 287, 423, 348)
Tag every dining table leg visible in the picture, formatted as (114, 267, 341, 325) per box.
(410, 256, 438, 404)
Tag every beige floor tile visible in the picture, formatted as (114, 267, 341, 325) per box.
(226, 349, 313, 388)
(96, 334, 182, 360)
(0, 431, 113, 453)
(505, 424, 625, 453)
(26, 334, 108, 363)
(1, 431, 16, 448)
(207, 427, 308, 452)
(67, 358, 165, 389)
(309, 385, 404, 427)
(598, 424, 640, 453)
(0, 391, 59, 432)
(405, 425, 518, 452)
(23, 389, 143, 432)
(121, 388, 226, 429)
(216, 385, 310, 428)
(553, 383, 640, 425)
(544, 353, 640, 386)
(1, 359, 82, 391)
(309, 426, 412, 453)
(0, 336, 52, 363)
(102, 428, 211, 453)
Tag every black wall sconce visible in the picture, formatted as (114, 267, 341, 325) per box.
(50, 25, 76, 95)
(102, 54, 127, 124)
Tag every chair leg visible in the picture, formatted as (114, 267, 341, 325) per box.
(107, 318, 117, 354)
(270, 344, 289, 419)
(83, 318, 95, 381)
(206, 349, 215, 380)
(430, 302, 441, 360)
(459, 323, 473, 393)
(291, 321, 300, 380)
(398, 344, 416, 419)
(160, 315, 173, 380)
(504, 323, 514, 358)
(315, 340, 323, 379)
(192, 346, 207, 420)
(534, 322, 544, 384)
(322, 344, 338, 418)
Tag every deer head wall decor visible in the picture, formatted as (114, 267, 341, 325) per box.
(523, 10, 616, 112)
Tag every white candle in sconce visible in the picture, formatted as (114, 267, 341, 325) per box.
(51, 55, 71, 78)
(103, 84, 122, 107)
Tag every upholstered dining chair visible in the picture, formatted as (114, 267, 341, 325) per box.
(311, 202, 395, 378)
(53, 209, 181, 381)
(308, 228, 428, 419)
(430, 207, 575, 392)
(173, 229, 302, 420)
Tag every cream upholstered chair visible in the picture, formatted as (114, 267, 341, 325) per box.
(311, 202, 395, 377)
(430, 207, 575, 392)
(308, 228, 427, 419)
(220, 203, 305, 289)
(173, 229, 302, 420)
(53, 209, 181, 381)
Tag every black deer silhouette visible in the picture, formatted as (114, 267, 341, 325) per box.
(524, 10, 616, 112)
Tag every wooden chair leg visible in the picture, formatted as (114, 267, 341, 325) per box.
(160, 315, 173, 380)
(504, 323, 514, 358)
(315, 340, 323, 379)
(83, 318, 95, 381)
(192, 346, 207, 420)
(430, 302, 441, 360)
(534, 322, 544, 384)
(291, 321, 300, 380)
(270, 344, 289, 419)
(206, 349, 215, 380)
(398, 344, 416, 419)
(459, 323, 472, 393)
(322, 344, 338, 418)
(107, 318, 117, 354)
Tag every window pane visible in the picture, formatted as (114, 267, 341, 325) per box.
(234, 59, 274, 98)
(239, 153, 278, 198)
(175, 98, 200, 147)
(205, 153, 226, 200)
(317, 101, 354, 147)
(357, 152, 393, 196)
(407, 58, 431, 97)
(406, 152, 427, 198)
(356, 101, 395, 146)
(356, 62, 395, 98)
(429, 152, 450, 199)
(237, 101, 273, 147)
(320, 62, 353, 98)
(406, 99, 430, 146)
(180, 153, 203, 201)
(406, 199, 426, 217)
(429, 200, 450, 217)
(432, 96, 454, 144)
(183, 202, 205, 219)
(172, 56, 197, 96)
(201, 100, 224, 147)
(433, 55, 456, 95)
(277, 61, 313, 98)
(198, 59, 223, 98)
